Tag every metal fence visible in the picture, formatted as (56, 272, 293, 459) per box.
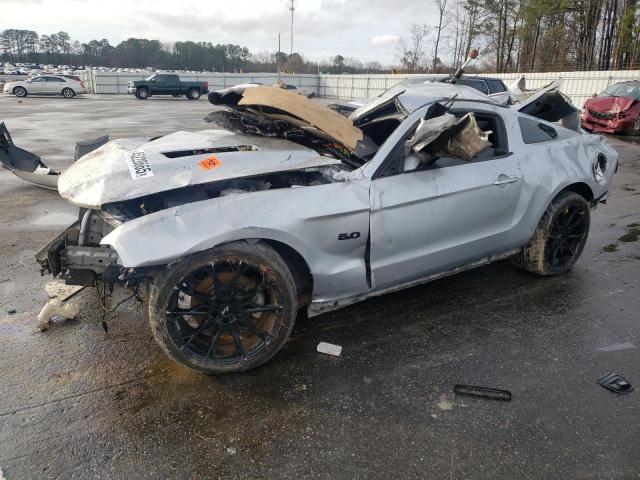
(76, 71, 321, 95)
(318, 70, 640, 108)
(78, 69, 639, 108)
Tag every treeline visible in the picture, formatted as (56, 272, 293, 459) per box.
(0, 29, 385, 74)
(401, 0, 639, 73)
(2, 0, 637, 77)
(0, 30, 253, 72)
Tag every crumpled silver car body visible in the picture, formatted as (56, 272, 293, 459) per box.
(26, 81, 617, 373)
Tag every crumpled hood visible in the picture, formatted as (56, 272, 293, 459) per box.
(585, 96, 636, 113)
(58, 129, 340, 209)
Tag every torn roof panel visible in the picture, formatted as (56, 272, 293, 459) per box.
(238, 86, 364, 151)
(58, 129, 341, 209)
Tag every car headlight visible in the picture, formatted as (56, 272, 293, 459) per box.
(593, 153, 607, 183)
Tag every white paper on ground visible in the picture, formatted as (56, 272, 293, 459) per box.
(317, 342, 342, 356)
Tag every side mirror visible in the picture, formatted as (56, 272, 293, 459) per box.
(592, 93, 597, 98)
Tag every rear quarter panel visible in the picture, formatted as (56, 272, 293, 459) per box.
(506, 114, 617, 246)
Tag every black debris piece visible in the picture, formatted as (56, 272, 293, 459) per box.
(598, 372, 634, 394)
(454, 384, 512, 401)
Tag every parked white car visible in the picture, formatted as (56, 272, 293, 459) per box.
(3, 75, 86, 98)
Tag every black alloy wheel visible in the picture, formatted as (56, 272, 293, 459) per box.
(544, 203, 589, 273)
(149, 242, 297, 373)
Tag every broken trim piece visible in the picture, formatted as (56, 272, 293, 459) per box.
(0, 122, 60, 190)
(238, 86, 364, 152)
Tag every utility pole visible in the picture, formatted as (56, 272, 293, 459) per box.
(277, 33, 281, 74)
(289, 0, 295, 57)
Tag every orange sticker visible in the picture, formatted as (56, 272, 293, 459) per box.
(198, 155, 222, 171)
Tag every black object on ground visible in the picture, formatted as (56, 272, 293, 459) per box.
(598, 372, 634, 394)
(454, 384, 512, 401)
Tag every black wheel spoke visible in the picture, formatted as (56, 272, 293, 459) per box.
(228, 261, 249, 296)
(209, 263, 230, 297)
(179, 316, 217, 351)
(245, 304, 283, 314)
(238, 281, 267, 301)
(177, 283, 214, 304)
(203, 327, 222, 361)
(238, 315, 272, 342)
(166, 306, 211, 316)
(230, 326, 246, 358)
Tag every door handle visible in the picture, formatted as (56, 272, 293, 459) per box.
(493, 174, 520, 185)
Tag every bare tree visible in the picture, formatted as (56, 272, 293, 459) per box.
(398, 23, 431, 71)
(432, 0, 448, 70)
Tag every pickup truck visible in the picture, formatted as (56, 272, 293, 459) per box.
(127, 73, 209, 100)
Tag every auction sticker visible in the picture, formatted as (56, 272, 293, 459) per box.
(126, 150, 153, 180)
(198, 155, 222, 171)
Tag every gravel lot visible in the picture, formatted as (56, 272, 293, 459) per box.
(1, 94, 639, 479)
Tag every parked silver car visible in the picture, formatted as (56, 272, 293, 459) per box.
(3, 74, 86, 98)
(1, 82, 617, 374)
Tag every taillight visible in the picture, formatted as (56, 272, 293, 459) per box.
(80, 81, 85, 88)
(204, 81, 208, 90)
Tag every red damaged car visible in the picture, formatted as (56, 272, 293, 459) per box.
(582, 81, 640, 135)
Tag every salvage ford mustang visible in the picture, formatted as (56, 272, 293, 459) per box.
(0, 81, 618, 374)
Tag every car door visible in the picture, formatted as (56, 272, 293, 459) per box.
(369, 104, 526, 292)
(45, 76, 65, 94)
(154, 74, 179, 95)
(27, 76, 47, 94)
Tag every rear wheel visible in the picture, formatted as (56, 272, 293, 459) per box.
(136, 87, 149, 99)
(13, 86, 27, 97)
(511, 191, 590, 275)
(148, 241, 297, 374)
(187, 88, 201, 100)
(62, 87, 75, 98)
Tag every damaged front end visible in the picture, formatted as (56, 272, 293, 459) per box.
(35, 210, 136, 287)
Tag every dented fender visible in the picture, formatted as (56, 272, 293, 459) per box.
(102, 179, 372, 303)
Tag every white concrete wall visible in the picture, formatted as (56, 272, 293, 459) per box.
(79, 70, 639, 108)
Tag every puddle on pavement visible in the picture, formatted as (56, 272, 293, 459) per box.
(32, 211, 77, 226)
(619, 223, 640, 243)
(602, 223, 639, 252)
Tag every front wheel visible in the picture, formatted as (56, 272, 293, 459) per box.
(13, 86, 27, 97)
(627, 119, 640, 136)
(136, 88, 149, 99)
(186, 88, 201, 100)
(148, 241, 297, 374)
(62, 87, 75, 98)
(511, 191, 590, 275)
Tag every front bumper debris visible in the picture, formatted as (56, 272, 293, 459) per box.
(581, 113, 633, 134)
(35, 221, 121, 286)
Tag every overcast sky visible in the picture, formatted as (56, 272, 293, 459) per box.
(0, 0, 443, 64)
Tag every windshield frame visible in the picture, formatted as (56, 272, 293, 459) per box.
(601, 83, 640, 100)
